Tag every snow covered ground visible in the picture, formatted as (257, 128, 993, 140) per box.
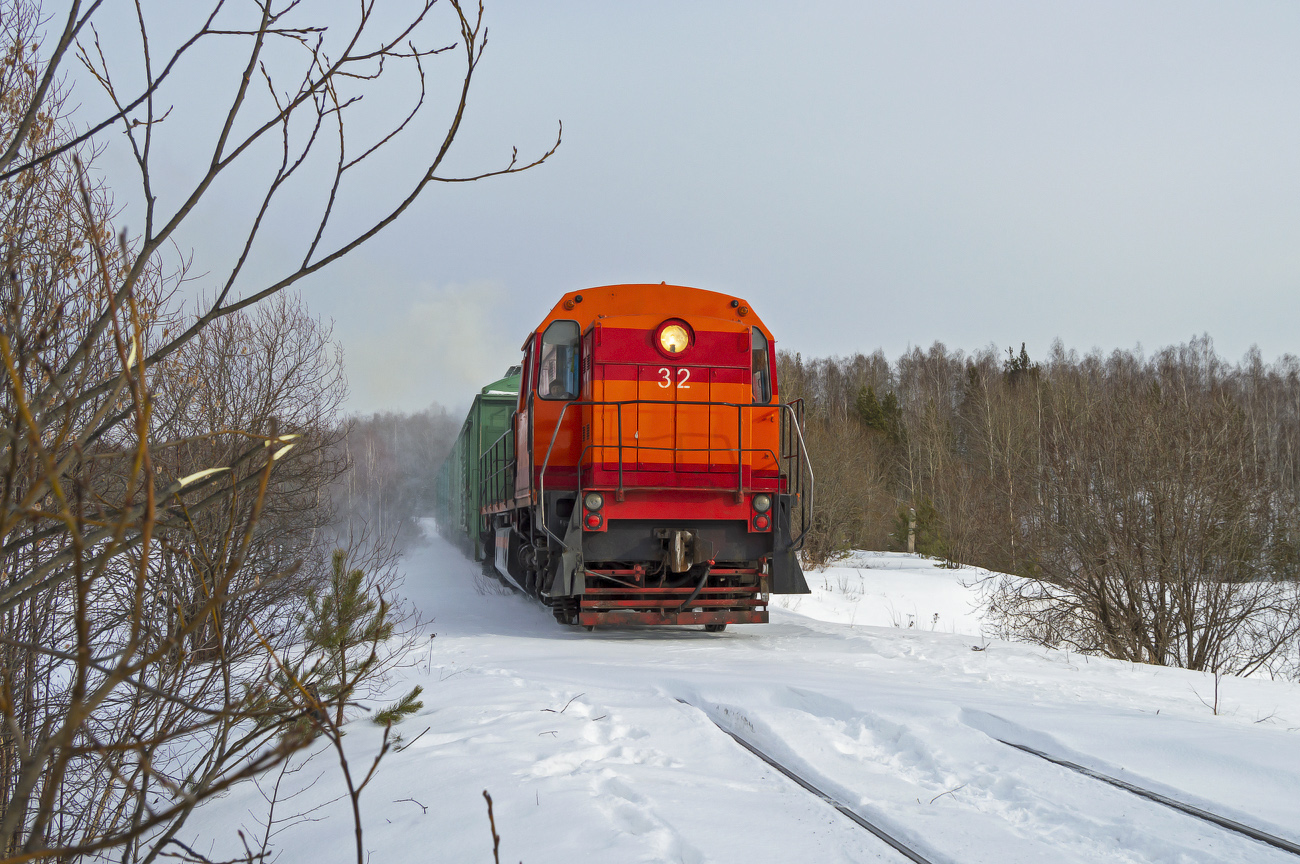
(183, 525, 1300, 863)
(774, 550, 992, 636)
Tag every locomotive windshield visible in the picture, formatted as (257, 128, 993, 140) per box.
(752, 327, 772, 403)
(539, 320, 580, 400)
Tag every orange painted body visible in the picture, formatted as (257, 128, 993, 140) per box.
(517, 284, 782, 501)
(477, 283, 811, 630)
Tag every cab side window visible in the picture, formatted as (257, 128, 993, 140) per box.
(751, 327, 772, 403)
(539, 320, 580, 400)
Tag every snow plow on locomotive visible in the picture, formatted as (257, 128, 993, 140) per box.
(435, 283, 812, 630)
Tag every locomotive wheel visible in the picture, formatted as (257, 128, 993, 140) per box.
(704, 623, 727, 633)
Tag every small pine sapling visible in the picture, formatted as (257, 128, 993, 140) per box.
(373, 685, 424, 727)
(300, 549, 410, 727)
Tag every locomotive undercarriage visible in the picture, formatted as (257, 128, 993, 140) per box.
(489, 492, 804, 630)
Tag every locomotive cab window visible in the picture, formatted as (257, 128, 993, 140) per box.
(539, 320, 581, 400)
(751, 327, 772, 403)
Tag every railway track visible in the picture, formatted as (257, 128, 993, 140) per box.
(677, 698, 946, 864)
(680, 698, 1300, 863)
(993, 737, 1300, 859)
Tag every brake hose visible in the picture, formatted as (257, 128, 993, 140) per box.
(677, 560, 714, 612)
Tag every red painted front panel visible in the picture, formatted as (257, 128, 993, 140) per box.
(575, 316, 783, 493)
(596, 326, 748, 366)
(596, 489, 750, 521)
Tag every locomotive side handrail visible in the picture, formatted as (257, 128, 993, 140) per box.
(781, 398, 808, 550)
(533, 398, 814, 551)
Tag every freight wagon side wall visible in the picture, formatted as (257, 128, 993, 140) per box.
(432, 372, 521, 563)
(470, 393, 516, 560)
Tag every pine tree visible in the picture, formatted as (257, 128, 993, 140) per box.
(891, 500, 948, 559)
(1003, 342, 1039, 386)
(372, 686, 424, 727)
(299, 550, 423, 727)
(855, 385, 904, 445)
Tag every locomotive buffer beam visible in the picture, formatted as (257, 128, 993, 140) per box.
(578, 581, 767, 627)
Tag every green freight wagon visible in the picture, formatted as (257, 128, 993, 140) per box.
(433, 367, 520, 560)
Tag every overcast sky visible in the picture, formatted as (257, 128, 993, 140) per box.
(86, 1, 1300, 414)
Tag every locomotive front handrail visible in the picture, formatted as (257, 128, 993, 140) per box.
(534, 398, 814, 550)
(552, 440, 789, 551)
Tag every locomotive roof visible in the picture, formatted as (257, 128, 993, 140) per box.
(525, 283, 774, 349)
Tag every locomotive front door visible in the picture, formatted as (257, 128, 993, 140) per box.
(709, 366, 746, 474)
(636, 365, 674, 471)
(674, 366, 708, 472)
(635, 364, 709, 473)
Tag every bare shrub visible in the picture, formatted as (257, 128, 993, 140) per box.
(0, 0, 554, 859)
(986, 348, 1300, 675)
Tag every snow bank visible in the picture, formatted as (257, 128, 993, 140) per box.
(782, 550, 992, 636)
(175, 528, 1300, 864)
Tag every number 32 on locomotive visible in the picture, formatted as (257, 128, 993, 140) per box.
(657, 367, 691, 389)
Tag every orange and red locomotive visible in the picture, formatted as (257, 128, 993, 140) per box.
(440, 283, 812, 630)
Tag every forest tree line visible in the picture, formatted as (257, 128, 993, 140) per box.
(339, 335, 1300, 680)
(779, 338, 1300, 676)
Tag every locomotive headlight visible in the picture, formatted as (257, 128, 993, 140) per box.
(752, 494, 772, 513)
(659, 324, 689, 354)
(584, 491, 604, 511)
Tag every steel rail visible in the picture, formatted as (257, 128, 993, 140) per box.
(995, 738, 1300, 858)
(677, 700, 943, 864)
